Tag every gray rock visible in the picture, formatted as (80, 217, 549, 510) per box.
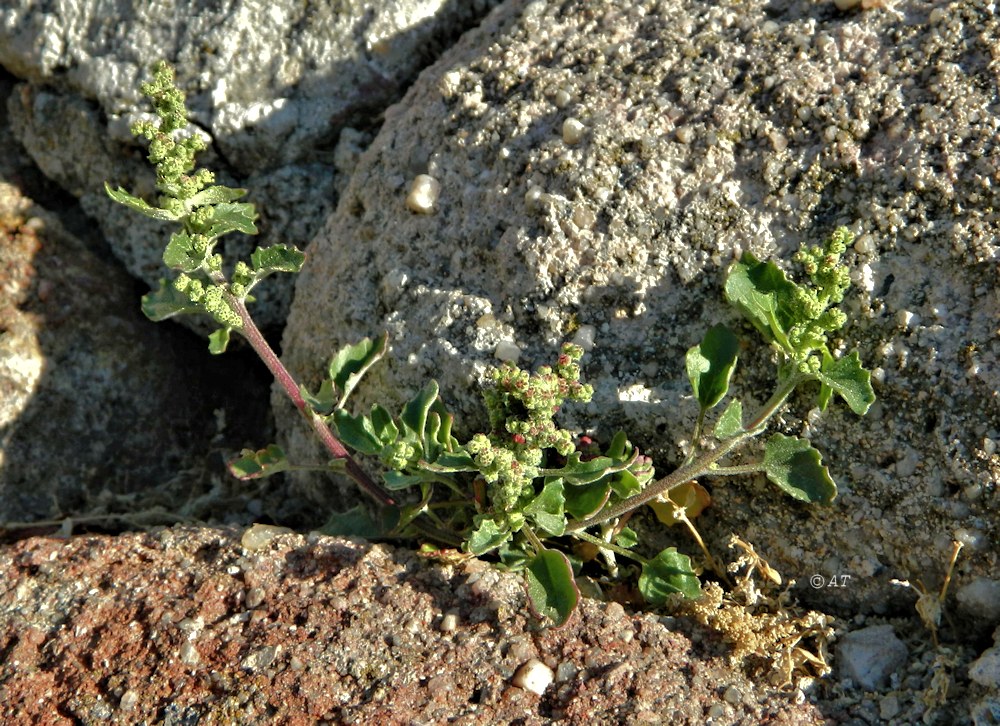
(279, 0, 1000, 617)
(0, 0, 501, 328)
(836, 624, 907, 691)
(957, 578, 1000, 626)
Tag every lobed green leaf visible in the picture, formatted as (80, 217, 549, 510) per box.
(185, 185, 247, 209)
(525, 547, 579, 627)
(202, 202, 258, 237)
(208, 327, 231, 354)
(141, 278, 204, 321)
(250, 243, 306, 276)
(524, 481, 566, 536)
(228, 444, 291, 480)
(332, 410, 383, 455)
(724, 253, 796, 352)
(763, 433, 837, 504)
(815, 351, 875, 415)
(467, 517, 511, 555)
(639, 548, 701, 604)
(162, 230, 207, 272)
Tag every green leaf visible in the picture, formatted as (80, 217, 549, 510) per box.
(383, 470, 426, 490)
(524, 481, 566, 536)
(763, 433, 837, 504)
(547, 454, 630, 486)
(208, 327, 231, 354)
(331, 410, 382, 455)
(562, 480, 610, 520)
(202, 202, 258, 237)
(401, 380, 439, 440)
(609, 469, 643, 499)
(815, 351, 875, 416)
(162, 230, 207, 272)
(724, 253, 796, 351)
(605, 430, 629, 459)
(185, 185, 247, 209)
(326, 333, 388, 409)
(370, 404, 399, 446)
(250, 243, 306, 276)
(301, 380, 336, 415)
(686, 324, 739, 410)
(227, 444, 290, 480)
(525, 548, 580, 627)
(422, 451, 478, 472)
(141, 278, 204, 321)
(639, 548, 701, 604)
(714, 399, 744, 439)
(467, 517, 511, 555)
(614, 527, 639, 549)
(105, 182, 183, 221)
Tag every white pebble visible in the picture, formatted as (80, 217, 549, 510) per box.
(406, 174, 441, 214)
(562, 117, 586, 145)
(676, 126, 694, 144)
(512, 658, 554, 695)
(241, 523, 292, 551)
(440, 612, 459, 632)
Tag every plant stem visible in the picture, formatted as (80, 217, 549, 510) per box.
(573, 529, 647, 564)
(566, 374, 803, 533)
(226, 293, 396, 506)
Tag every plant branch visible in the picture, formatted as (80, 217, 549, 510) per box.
(566, 373, 803, 533)
(226, 293, 396, 506)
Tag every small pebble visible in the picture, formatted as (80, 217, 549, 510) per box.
(440, 612, 459, 632)
(512, 658, 554, 695)
(241, 523, 292, 551)
(406, 174, 441, 214)
(562, 117, 586, 144)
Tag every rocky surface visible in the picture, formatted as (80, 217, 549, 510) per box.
(1, 0, 501, 328)
(279, 0, 999, 620)
(0, 0, 998, 723)
(0, 526, 828, 725)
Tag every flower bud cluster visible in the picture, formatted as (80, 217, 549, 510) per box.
(788, 229, 855, 357)
(470, 344, 593, 513)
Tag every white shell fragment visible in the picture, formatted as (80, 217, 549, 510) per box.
(406, 174, 441, 214)
(512, 658, 554, 695)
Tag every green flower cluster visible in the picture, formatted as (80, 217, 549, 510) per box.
(470, 344, 593, 512)
(130, 61, 213, 204)
(787, 228, 853, 361)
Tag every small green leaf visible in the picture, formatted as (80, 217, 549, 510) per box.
(301, 380, 336, 415)
(467, 517, 511, 555)
(383, 471, 426, 490)
(401, 380, 440, 440)
(639, 548, 701, 604)
(202, 201, 258, 237)
(525, 548, 580, 627)
(332, 410, 382, 455)
(547, 454, 629, 485)
(724, 253, 796, 351)
(423, 451, 478, 472)
(326, 333, 388, 409)
(185, 185, 247, 209)
(250, 243, 306, 276)
(208, 327, 231, 354)
(714, 399, 744, 439)
(141, 278, 204, 321)
(524, 481, 566, 536)
(763, 433, 837, 504)
(686, 324, 739, 410)
(227, 444, 290, 480)
(614, 527, 639, 549)
(105, 182, 183, 221)
(605, 430, 629, 459)
(562, 480, 611, 520)
(370, 404, 399, 445)
(162, 230, 207, 272)
(609, 469, 643, 499)
(815, 351, 875, 416)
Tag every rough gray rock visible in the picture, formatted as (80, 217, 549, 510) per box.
(835, 624, 908, 691)
(0, 0, 501, 328)
(279, 0, 999, 617)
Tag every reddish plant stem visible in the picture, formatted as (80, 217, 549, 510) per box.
(228, 295, 396, 507)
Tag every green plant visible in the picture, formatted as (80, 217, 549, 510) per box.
(108, 63, 875, 626)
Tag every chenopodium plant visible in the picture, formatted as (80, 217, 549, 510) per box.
(108, 62, 875, 626)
